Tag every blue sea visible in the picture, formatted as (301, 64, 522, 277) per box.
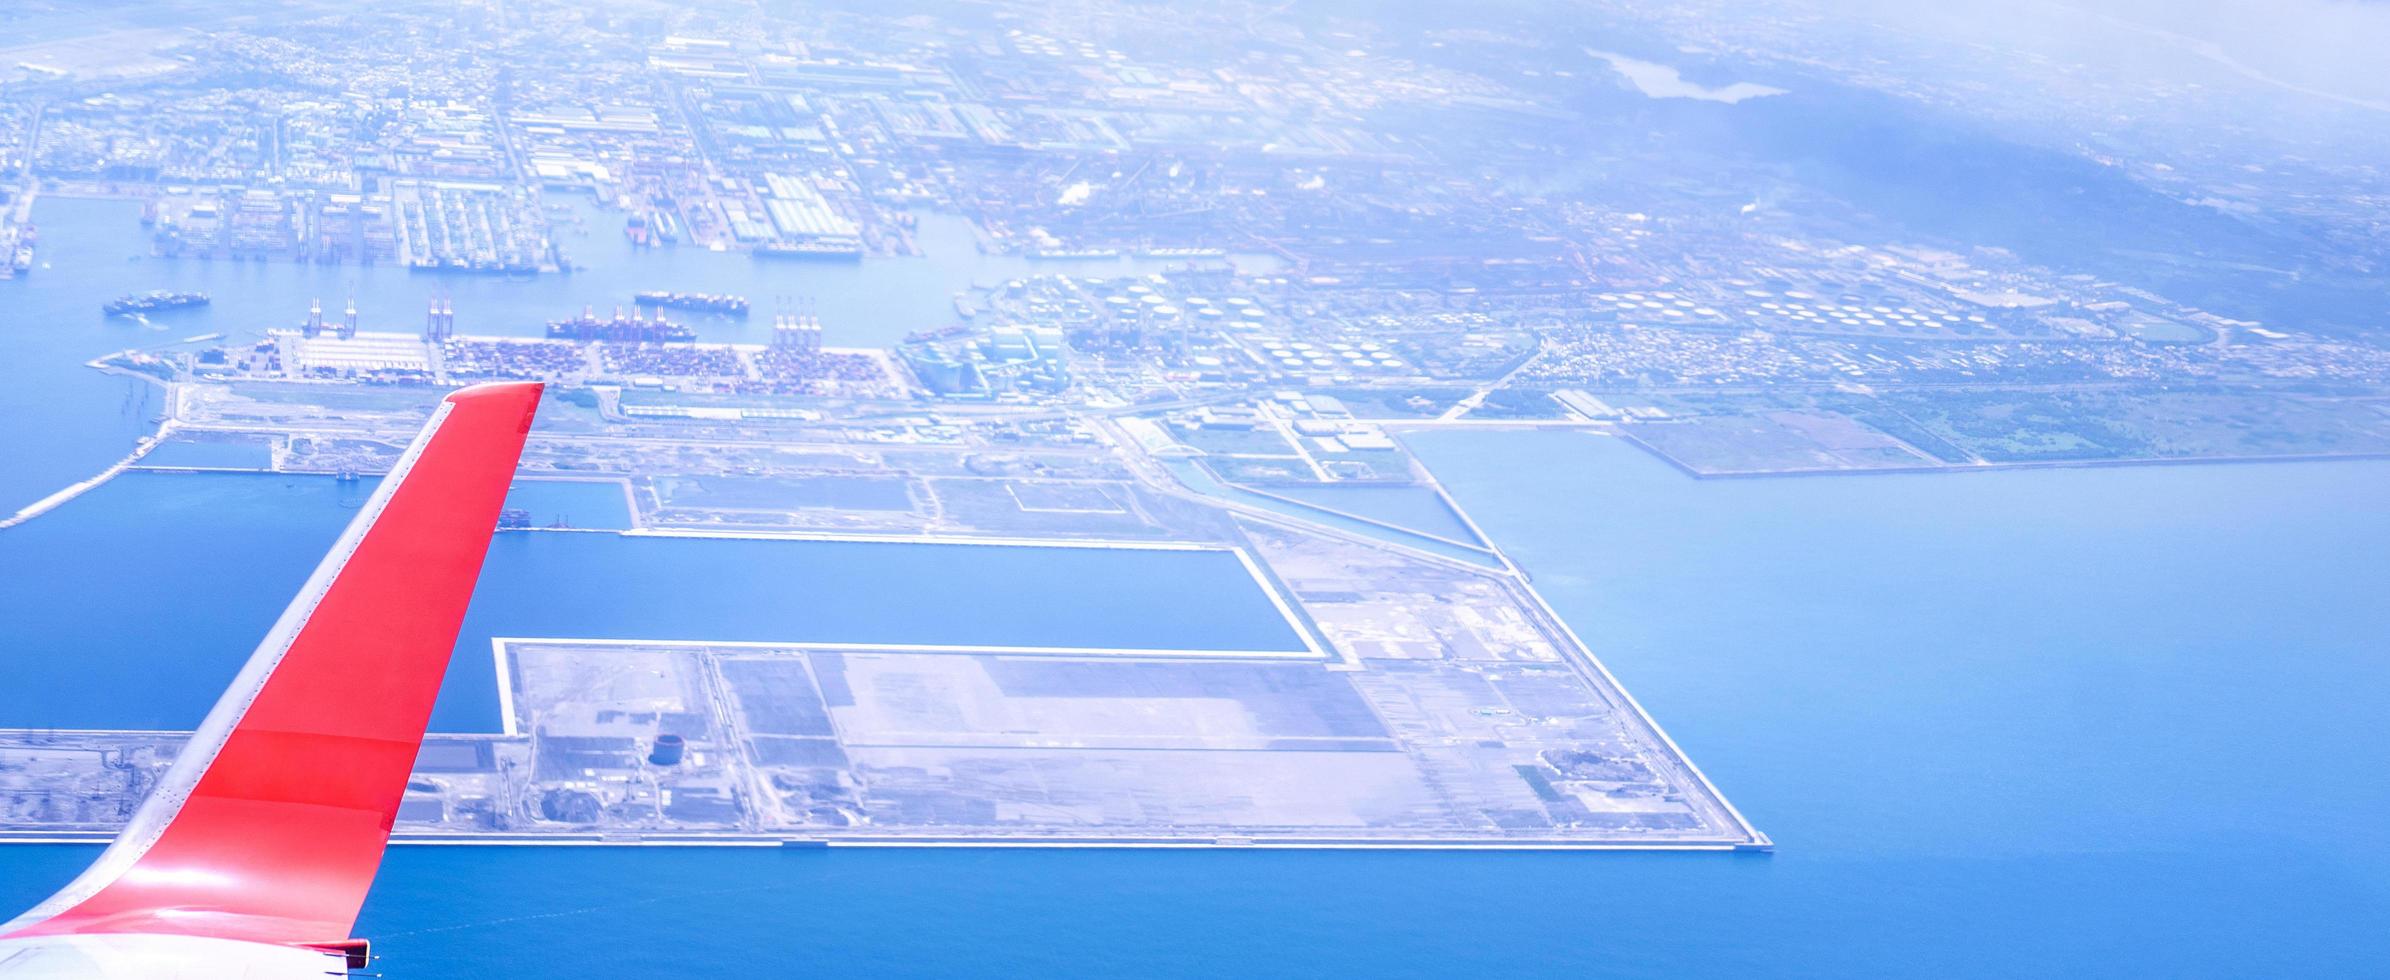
(0, 471, 1303, 733)
(4, 199, 2387, 975)
(3, 433, 2382, 976)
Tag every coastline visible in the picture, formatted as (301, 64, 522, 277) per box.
(1612, 425, 2390, 480)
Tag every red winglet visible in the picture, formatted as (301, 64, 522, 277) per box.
(1, 382, 542, 946)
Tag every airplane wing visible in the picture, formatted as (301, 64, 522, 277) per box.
(0, 382, 542, 977)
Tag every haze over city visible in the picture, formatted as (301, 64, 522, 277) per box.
(0, 0, 2383, 976)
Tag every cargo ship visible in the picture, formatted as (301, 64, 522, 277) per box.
(2, 223, 36, 278)
(546, 305, 696, 343)
(633, 291, 749, 316)
(104, 291, 211, 316)
(754, 240, 863, 261)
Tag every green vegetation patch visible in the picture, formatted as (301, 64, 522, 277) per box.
(1625, 411, 1937, 474)
(1868, 389, 2390, 463)
(1472, 386, 1574, 419)
(1178, 424, 1298, 456)
(1209, 456, 1315, 483)
(1316, 386, 1471, 419)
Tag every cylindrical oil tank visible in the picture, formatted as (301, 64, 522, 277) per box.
(649, 733, 686, 766)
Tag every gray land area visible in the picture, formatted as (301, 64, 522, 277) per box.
(0, 617, 1755, 847)
(1, 380, 1766, 850)
(0, 519, 1763, 847)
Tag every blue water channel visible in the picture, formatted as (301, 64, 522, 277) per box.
(7, 432, 2380, 975)
(0, 471, 1306, 734)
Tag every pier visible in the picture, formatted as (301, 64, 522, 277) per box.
(0, 421, 177, 531)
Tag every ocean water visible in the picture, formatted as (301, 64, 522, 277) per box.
(7, 431, 2384, 976)
(134, 437, 276, 469)
(499, 479, 637, 530)
(0, 471, 1305, 733)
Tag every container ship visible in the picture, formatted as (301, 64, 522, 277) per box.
(1, 223, 36, 279)
(546, 305, 696, 343)
(633, 291, 749, 316)
(623, 209, 682, 247)
(753, 240, 863, 261)
(104, 291, 211, 316)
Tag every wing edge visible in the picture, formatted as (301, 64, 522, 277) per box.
(0, 389, 496, 936)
